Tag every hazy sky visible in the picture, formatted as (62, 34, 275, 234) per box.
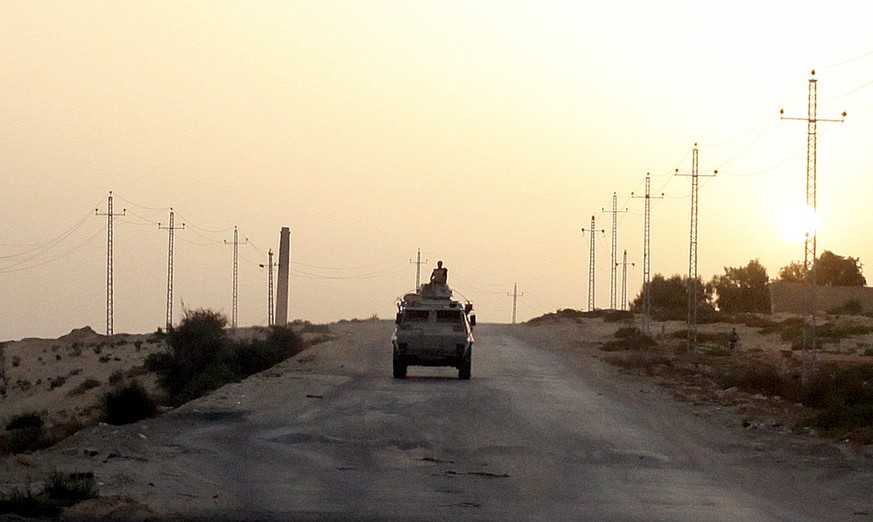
(3, 1, 873, 340)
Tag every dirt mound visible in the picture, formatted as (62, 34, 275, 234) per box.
(58, 326, 102, 344)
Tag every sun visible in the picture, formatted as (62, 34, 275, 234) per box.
(778, 204, 821, 243)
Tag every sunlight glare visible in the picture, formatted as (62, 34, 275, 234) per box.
(778, 204, 821, 243)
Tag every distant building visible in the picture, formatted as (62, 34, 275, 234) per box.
(769, 282, 873, 314)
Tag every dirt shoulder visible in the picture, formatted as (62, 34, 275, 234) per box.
(509, 316, 873, 519)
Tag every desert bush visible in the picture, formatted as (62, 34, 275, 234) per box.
(601, 327, 657, 352)
(604, 352, 671, 375)
(67, 378, 101, 396)
(48, 376, 66, 390)
(0, 471, 97, 518)
(108, 370, 124, 386)
(828, 299, 864, 316)
(6, 413, 44, 431)
(293, 320, 331, 334)
(3, 413, 46, 454)
(150, 312, 304, 405)
(716, 363, 792, 397)
(602, 310, 634, 323)
(101, 381, 157, 425)
(10, 356, 20, 368)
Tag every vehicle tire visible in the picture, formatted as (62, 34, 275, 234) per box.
(458, 349, 471, 380)
(393, 354, 407, 379)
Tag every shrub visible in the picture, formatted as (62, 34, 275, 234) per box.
(108, 370, 124, 386)
(101, 381, 157, 425)
(150, 310, 305, 406)
(6, 413, 44, 431)
(68, 378, 101, 396)
(0, 471, 97, 518)
(601, 327, 657, 352)
(3, 413, 46, 454)
(828, 299, 864, 316)
(602, 310, 634, 323)
(716, 364, 792, 397)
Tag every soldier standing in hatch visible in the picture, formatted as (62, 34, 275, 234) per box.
(430, 260, 448, 285)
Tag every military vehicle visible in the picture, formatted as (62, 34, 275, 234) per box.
(392, 278, 475, 379)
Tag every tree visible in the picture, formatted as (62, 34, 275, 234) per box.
(631, 274, 714, 321)
(778, 250, 865, 286)
(708, 259, 770, 314)
(817, 251, 866, 286)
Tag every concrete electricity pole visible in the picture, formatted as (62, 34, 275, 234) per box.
(410, 249, 427, 289)
(95, 191, 125, 336)
(781, 70, 846, 382)
(508, 282, 523, 324)
(158, 208, 185, 331)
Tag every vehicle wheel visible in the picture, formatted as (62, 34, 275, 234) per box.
(458, 349, 471, 380)
(393, 354, 407, 379)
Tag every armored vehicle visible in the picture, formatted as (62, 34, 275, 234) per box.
(392, 280, 475, 379)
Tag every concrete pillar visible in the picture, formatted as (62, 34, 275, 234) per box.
(276, 227, 291, 325)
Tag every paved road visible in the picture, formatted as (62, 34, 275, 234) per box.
(124, 322, 813, 521)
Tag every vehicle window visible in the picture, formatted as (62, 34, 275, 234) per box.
(403, 310, 430, 322)
(435, 311, 464, 324)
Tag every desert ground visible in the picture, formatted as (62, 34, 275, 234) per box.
(0, 314, 871, 519)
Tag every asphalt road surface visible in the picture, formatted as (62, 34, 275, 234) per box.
(77, 321, 851, 522)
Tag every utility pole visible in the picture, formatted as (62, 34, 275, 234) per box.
(602, 192, 627, 310)
(676, 144, 716, 352)
(158, 208, 185, 331)
(224, 227, 247, 329)
(410, 249, 427, 289)
(95, 191, 125, 336)
(631, 174, 664, 333)
(618, 249, 635, 311)
(581, 216, 604, 311)
(508, 282, 523, 324)
(259, 249, 275, 326)
(781, 69, 846, 382)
